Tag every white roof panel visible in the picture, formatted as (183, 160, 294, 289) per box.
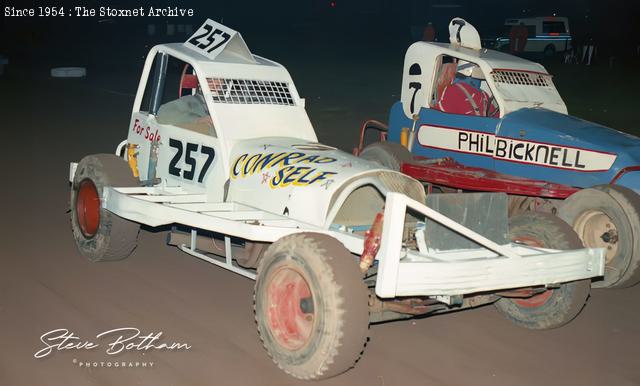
(423, 42, 548, 74)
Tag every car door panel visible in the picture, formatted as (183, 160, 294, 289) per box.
(413, 108, 500, 170)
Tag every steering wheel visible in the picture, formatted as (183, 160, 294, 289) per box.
(486, 94, 500, 118)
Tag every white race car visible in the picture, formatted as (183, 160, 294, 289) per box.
(69, 20, 605, 380)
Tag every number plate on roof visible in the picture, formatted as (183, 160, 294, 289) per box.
(184, 19, 239, 60)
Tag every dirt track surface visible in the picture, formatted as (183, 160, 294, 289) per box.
(1, 56, 640, 386)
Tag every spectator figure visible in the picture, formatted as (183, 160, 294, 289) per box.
(509, 25, 519, 53)
(510, 23, 528, 53)
(423, 22, 436, 42)
(564, 47, 578, 64)
(517, 23, 528, 53)
(582, 37, 595, 65)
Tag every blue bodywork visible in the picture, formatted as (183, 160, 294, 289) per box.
(388, 101, 640, 193)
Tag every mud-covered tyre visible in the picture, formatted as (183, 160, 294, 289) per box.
(254, 233, 369, 380)
(359, 141, 412, 171)
(495, 212, 590, 330)
(70, 154, 140, 262)
(559, 185, 640, 288)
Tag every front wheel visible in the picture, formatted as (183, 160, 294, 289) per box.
(559, 185, 640, 288)
(495, 212, 590, 330)
(70, 154, 140, 262)
(254, 233, 369, 380)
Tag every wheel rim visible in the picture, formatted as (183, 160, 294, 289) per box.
(76, 179, 100, 238)
(511, 233, 554, 308)
(573, 210, 618, 264)
(266, 267, 315, 351)
(513, 288, 554, 308)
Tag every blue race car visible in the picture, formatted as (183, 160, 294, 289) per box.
(357, 18, 640, 289)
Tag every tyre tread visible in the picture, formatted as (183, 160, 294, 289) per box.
(359, 141, 412, 171)
(495, 212, 590, 330)
(254, 233, 369, 380)
(71, 154, 140, 262)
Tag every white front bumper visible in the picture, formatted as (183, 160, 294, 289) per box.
(375, 193, 605, 298)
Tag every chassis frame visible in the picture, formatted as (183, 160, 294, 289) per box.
(71, 154, 605, 303)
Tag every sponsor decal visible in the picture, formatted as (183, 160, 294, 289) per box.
(417, 125, 617, 172)
(231, 152, 338, 189)
(132, 118, 161, 143)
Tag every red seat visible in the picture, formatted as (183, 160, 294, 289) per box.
(181, 74, 198, 89)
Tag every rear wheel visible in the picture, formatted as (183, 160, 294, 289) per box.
(254, 233, 369, 380)
(559, 185, 640, 288)
(495, 212, 590, 330)
(70, 154, 140, 262)
(359, 141, 412, 171)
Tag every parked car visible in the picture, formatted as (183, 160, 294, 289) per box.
(488, 16, 572, 56)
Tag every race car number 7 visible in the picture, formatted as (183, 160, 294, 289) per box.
(168, 139, 215, 183)
(187, 22, 231, 54)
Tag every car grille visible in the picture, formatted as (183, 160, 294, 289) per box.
(491, 70, 552, 87)
(207, 78, 295, 106)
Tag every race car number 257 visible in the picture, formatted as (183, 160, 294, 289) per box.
(184, 19, 234, 59)
(168, 139, 215, 183)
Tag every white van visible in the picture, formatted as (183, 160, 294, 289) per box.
(495, 16, 572, 55)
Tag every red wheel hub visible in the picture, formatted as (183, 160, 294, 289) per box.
(266, 267, 315, 351)
(513, 289, 554, 308)
(76, 179, 100, 237)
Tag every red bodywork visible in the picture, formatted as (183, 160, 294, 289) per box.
(402, 158, 579, 199)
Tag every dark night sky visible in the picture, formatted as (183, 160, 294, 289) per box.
(2, 0, 639, 65)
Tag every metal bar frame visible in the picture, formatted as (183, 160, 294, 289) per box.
(375, 192, 605, 298)
(99, 184, 604, 295)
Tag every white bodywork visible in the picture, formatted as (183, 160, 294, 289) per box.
(70, 20, 604, 300)
(448, 18, 482, 50)
(401, 42, 568, 118)
(226, 137, 425, 228)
